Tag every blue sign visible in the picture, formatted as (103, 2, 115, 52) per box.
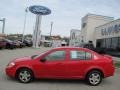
(101, 24, 120, 36)
(29, 5, 51, 15)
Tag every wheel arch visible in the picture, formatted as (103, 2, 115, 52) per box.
(85, 68, 104, 79)
(15, 67, 35, 78)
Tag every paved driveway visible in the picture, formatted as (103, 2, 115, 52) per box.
(0, 47, 119, 90)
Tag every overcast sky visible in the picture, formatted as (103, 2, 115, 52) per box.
(0, 0, 120, 37)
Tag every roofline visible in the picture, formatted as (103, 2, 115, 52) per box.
(95, 18, 120, 29)
(82, 13, 114, 20)
(87, 13, 114, 18)
(71, 29, 81, 32)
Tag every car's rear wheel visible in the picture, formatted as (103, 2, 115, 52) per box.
(86, 70, 102, 86)
(16, 68, 34, 83)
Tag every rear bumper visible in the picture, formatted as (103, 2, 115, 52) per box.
(104, 66, 115, 78)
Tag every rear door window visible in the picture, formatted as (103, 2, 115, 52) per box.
(70, 50, 92, 60)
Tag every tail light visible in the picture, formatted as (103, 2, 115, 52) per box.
(110, 59, 113, 65)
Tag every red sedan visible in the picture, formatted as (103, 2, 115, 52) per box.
(5, 47, 115, 86)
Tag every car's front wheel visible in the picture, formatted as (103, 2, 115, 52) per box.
(16, 68, 34, 83)
(86, 70, 102, 86)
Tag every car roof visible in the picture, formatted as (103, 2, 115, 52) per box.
(51, 47, 100, 56)
(52, 47, 94, 52)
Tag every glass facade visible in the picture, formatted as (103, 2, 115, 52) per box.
(111, 37, 118, 49)
(96, 37, 120, 50)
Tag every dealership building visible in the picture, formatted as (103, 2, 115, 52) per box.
(95, 19, 120, 50)
(70, 13, 120, 50)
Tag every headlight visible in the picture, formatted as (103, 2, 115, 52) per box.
(7, 62, 15, 68)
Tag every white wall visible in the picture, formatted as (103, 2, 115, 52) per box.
(52, 40, 61, 47)
(80, 14, 114, 45)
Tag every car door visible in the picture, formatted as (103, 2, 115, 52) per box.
(36, 50, 67, 78)
(66, 49, 92, 78)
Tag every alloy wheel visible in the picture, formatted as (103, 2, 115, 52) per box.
(87, 71, 102, 86)
(17, 69, 33, 83)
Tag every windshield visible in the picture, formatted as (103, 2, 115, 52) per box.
(31, 49, 50, 59)
(4, 39, 13, 42)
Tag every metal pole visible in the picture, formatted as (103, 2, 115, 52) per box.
(49, 22, 53, 47)
(50, 22, 53, 37)
(0, 18, 6, 34)
(2, 18, 5, 34)
(22, 7, 28, 42)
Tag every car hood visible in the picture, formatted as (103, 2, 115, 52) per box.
(13, 56, 32, 63)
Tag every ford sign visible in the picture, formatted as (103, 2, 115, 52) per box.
(29, 5, 51, 15)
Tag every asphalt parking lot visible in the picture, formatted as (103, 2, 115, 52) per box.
(0, 47, 120, 90)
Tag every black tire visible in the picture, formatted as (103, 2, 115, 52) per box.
(6, 44, 10, 49)
(6, 44, 14, 49)
(16, 68, 34, 83)
(20, 45, 23, 48)
(86, 70, 102, 86)
(10, 45, 14, 49)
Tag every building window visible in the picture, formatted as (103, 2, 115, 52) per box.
(71, 32, 75, 40)
(96, 37, 120, 50)
(82, 23, 86, 28)
(118, 37, 120, 48)
(111, 37, 118, 49)
(106, 38, 112, 48)
(102, 39, 106, 48)
(96, 39, 102, 48)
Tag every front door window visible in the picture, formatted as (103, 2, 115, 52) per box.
(45, 50, 65, 61)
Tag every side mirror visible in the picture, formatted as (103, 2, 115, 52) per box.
(40, 57, 46, 62)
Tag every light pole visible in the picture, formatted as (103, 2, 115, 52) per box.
(0, 18, 6, 34)
(50, 22, 53, 37)
(49, 22, 53, 47)
(22, 7, 28, 42)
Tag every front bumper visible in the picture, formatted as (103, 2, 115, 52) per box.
(5, 66, 16, 78)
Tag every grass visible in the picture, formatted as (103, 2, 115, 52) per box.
(114, 62, 120, 68)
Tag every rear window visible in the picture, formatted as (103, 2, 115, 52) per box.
(70, 50, 92, 60)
